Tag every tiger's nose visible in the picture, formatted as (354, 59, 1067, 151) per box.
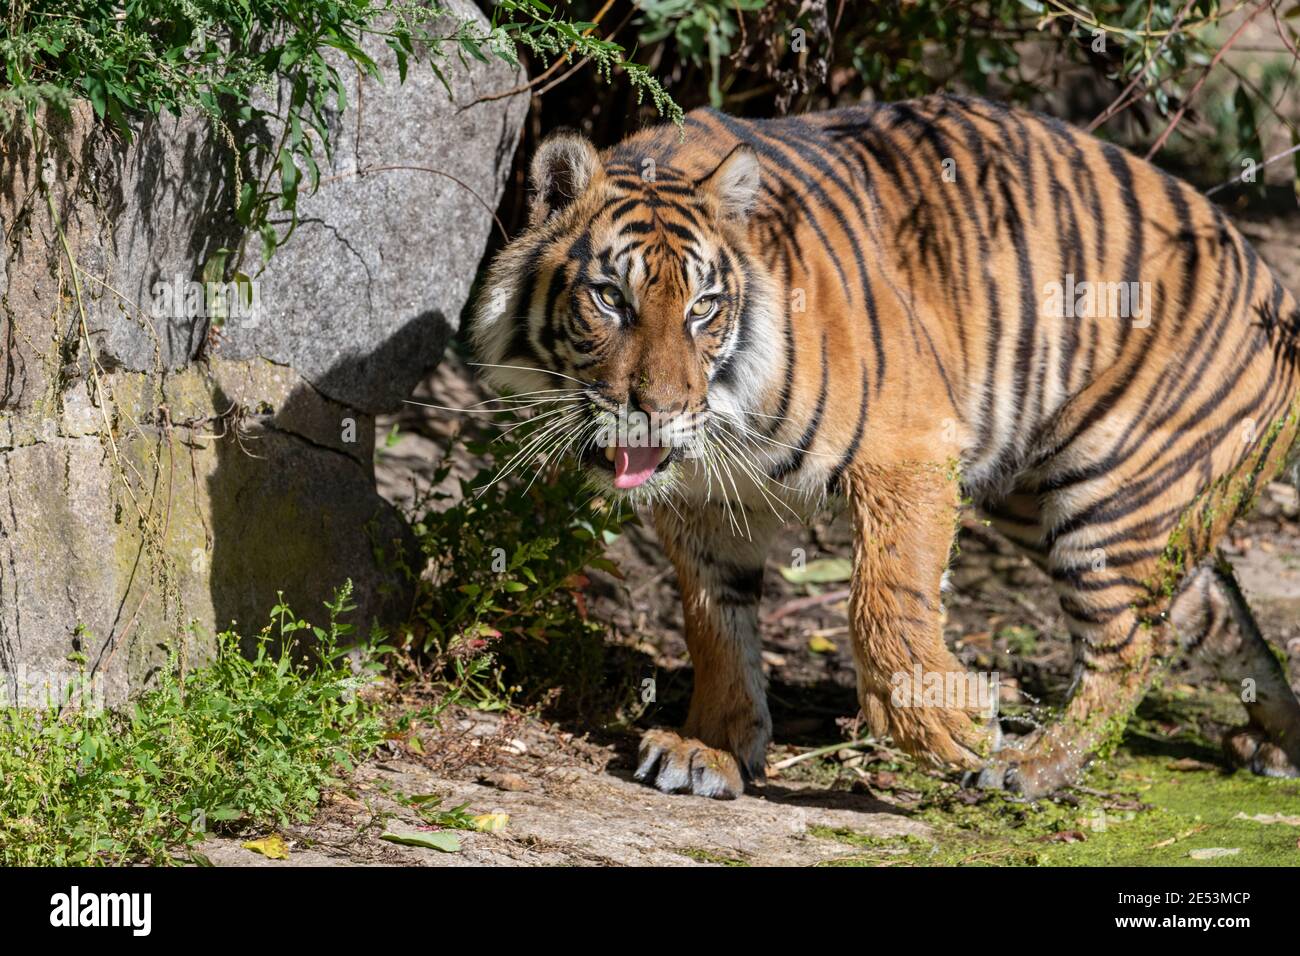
(626, 389, 698, 447)
(629, 389, 685, 419)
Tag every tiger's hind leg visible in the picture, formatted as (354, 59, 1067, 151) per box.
(972, 507, 1300, 796)
(972, 587, 1173, 796)
(1171, 558, 1300, 777)
(971, 333, 1300, 795)
(970, 494, 1181, 796)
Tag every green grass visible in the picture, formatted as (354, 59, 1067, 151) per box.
(0, 584, 383, 866)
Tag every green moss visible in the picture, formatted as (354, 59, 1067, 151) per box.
(1148, 401, 1300, 600)
(813, 682, 1300, 867)
(1052, 759, 1299, 866)
(1092, 709, 1136, 763)
(676, 847, 750, 867)
(813, 752, 1300, 867)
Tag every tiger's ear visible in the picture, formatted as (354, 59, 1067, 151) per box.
(529, 132, 602, 224)
(698, 144, 760, 222)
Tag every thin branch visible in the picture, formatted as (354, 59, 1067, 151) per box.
(763, 588, 852, 624)
(1086, 0, 1197, 133)
(1274, 2, 1300, 59)
(457, 0, 620, 110)
(1205, 141, 1300, 196)
(770, 737, 905, 771)
(1144, 0, 1273, 161)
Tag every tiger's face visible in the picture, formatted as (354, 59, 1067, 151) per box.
(472, 132, 779, 500)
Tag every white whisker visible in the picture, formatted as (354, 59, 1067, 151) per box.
(469, 362, 593, 388)
(476, 408, 586, 496)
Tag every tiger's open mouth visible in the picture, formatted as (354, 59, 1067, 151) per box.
(584, 443, 681, 489)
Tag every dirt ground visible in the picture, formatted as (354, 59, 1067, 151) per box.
(201, 204, 1300, 868)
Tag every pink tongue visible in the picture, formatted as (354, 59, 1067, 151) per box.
(613, 445, 663, 489)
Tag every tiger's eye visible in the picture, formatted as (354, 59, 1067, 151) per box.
(691, 297, 715, 317)
(598, 285, 624, 309)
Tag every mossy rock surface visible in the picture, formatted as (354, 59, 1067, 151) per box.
(0, 0, 529, 704)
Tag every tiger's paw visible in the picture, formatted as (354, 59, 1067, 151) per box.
(875, 695, 991, 771)
(963, 734, 1085, 799)
(1223, 724, 1300, 778)
(634, 728, 746, 800)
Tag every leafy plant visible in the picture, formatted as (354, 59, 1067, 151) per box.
(391, 417, 637, 721)
(0, 584, 382, 865)
(408, 792, 479, 828)
(1, 0, 681, 272)
(638, 0, 767, 107)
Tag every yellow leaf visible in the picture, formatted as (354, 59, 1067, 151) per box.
(808, 634, 838, 654)
(242, 835, 289, 860)
(472, 812, 509, 833)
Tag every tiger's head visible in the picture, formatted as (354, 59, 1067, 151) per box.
(471, 129, 779, 501)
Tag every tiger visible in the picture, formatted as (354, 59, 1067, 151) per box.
(470, 94, 1300, 800)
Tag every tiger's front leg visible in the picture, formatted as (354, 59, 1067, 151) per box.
(845, 462, 990, 769)
(634, 502, 780, 799)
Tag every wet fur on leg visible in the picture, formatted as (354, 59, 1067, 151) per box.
(845, 462, 989, 769)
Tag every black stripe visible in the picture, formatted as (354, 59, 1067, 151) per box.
(828, 362, 871, 492)
(771, 332, 831, 479)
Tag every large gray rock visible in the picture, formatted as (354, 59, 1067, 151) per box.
(222, 9, 523, 413)
(0, 0, 527, 706)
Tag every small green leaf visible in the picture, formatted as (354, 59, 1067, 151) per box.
(779, 558, 852, 585)
(381, 830, 461, 852)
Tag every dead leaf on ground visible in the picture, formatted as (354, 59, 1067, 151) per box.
(780, 558, 852, 585)
(1102, 797, 1148, 812)
(241, 835, 289, 860)
(1188, 847, 1241, 860)
(478, 771, 533, 792)
(1234, 812, 1300, 826)
(808, 634, 838, 654)
(1166, 758, 1219, 772)
(472, 812, 509, 833)
(324, 791, 365, 811)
